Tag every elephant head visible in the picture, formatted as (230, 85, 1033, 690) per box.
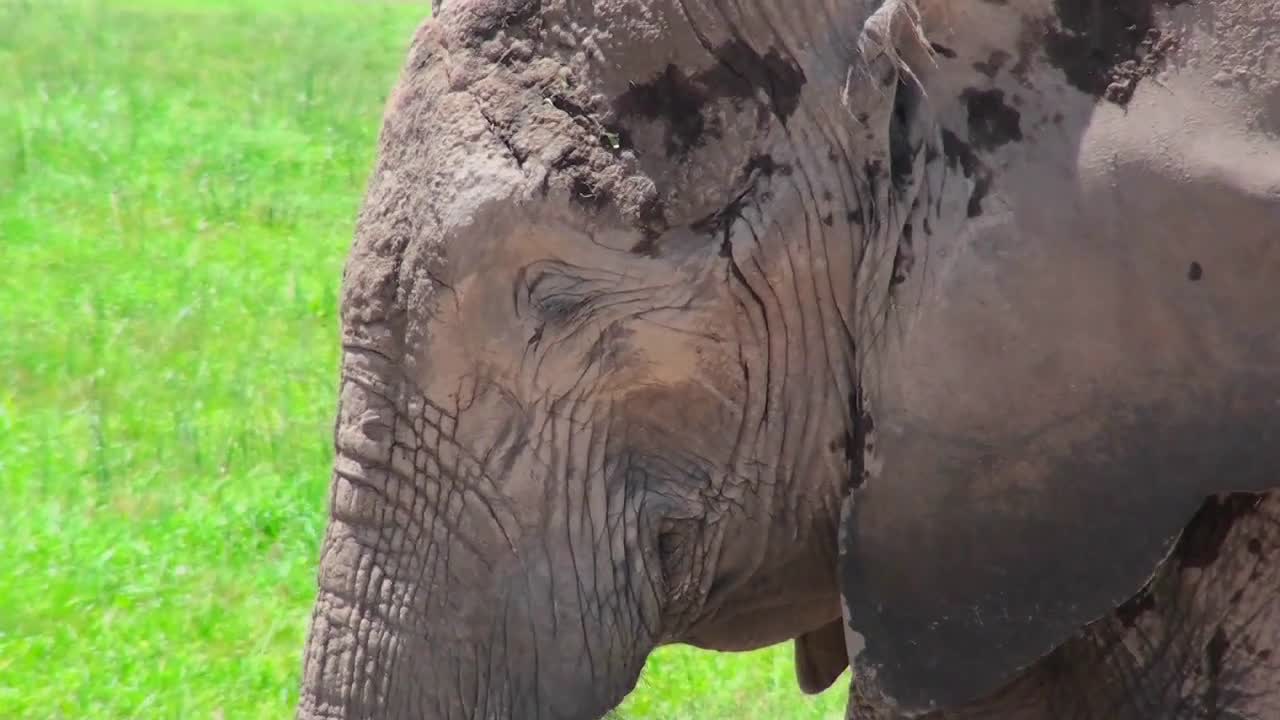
(297, 0, 1280, 717)
(296, 1, 933, 717)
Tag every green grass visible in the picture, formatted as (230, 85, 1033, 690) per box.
(0, 1, 848, 717)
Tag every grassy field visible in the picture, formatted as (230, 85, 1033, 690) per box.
(0, 1, 848, 718)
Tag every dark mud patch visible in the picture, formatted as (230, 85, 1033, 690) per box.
(973, 50, 1011, 79)
(941, 129, 993, 218)
(1175, 492, 1263, 569)
(683, 152, 791, 244)
(613, 40, 806, 157)
(712, 40, 806, 121)
(890, 78, 922, 191)
(844, 387, 876, 491)
(1115, 586, 1156, 628)
(1044, 0, 1188, 105)
(929, 42, 958, 59)
(742, 153, 791, 180)
(612, 64, 710, 156)
(961, 88, 1023, 150)
(942, 87, 1023, 217)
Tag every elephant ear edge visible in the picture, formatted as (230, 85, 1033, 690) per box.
(794, 619, 850, 695)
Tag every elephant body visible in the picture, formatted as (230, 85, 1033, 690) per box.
(296, 1, 1280, 718)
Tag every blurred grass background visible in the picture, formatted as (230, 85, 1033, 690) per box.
(0, 1, 848, 717)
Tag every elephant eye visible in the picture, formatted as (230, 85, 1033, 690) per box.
(655, 519, 694, 576)
(512, 257, 650, 327)
(529, 272, 599, 325)
(515, 260, 623, 327)
(657, 529, 682, 560)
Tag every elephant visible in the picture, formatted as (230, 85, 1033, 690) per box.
(295, 0, 1280, 718)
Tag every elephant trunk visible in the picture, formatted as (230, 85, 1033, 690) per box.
(296, 559, 404, 720)
(296, 352, 439, 719)
(296, 350, 660, 720)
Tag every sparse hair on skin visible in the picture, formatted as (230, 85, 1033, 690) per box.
(850, 0, 935, 106)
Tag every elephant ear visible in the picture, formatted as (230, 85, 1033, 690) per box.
(794, 619, 849, 694)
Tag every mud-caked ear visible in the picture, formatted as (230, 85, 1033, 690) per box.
(794, 618, 850, 695)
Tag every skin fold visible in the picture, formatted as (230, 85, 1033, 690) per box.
(294, 1, 1280, 718)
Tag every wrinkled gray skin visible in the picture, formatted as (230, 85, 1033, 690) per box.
(295, 0, 1280, 718)
(840, 1, 1280, 716)
(893, 490, 1280, 720)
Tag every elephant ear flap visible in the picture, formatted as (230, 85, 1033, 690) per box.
(793, 488, 862, 695)
(794, 619, 850, 694)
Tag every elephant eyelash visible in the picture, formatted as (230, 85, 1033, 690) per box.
(536, 288, 606, 325)
(655, 526, 688, 594)
(515, 261, 620, 325)
(516, 261, 675, 332)
(657, 528, 683, 561)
